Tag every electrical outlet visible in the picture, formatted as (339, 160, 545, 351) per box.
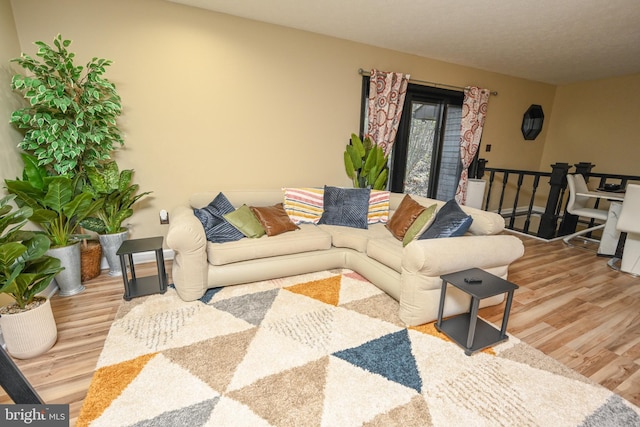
(159, 209, 169, 224)
(485, 144, 492, 152)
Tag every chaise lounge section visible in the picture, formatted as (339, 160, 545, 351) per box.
(167, 189, 524, 326)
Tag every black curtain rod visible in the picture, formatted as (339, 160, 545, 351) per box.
(358, 68, 498, 96)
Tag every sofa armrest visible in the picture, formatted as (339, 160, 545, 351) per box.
(166, 205, 208, 301)
(402, 234, 524, 277)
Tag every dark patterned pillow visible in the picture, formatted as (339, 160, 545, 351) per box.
(318, 186, 370, 229)
(193, 192, 244, 243)
(418, 199, 473, 240)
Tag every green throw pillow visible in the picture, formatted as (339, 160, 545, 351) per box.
(402, 204, 437, 246)
(223, 204, 266, 238)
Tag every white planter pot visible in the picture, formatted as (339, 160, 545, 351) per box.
(0, 298, 57, 359)
(99, 230, 129, 276)
(47, 242, 84, 296)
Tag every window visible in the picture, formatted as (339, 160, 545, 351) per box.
(360, 79, 464, 199)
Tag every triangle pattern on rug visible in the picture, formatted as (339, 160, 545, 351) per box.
(285, 274, 341, 306)
(322, 356, 421, 426)
(162, 327, 258, 393)
(212, 288, 279, 325)
(77, 353, 157, 427)
(333, 329, 422, 393)
(227, 356, 330, 426)
(89, 354, 219, 427)
(127, 398, 218, 427)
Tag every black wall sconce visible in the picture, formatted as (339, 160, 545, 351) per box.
(521, 104, 544, 140)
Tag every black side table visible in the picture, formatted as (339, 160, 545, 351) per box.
(116, 237, 168, 301)
(435, 268, 518, 356)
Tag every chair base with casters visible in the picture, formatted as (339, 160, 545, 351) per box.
(562, 223, 605, 248)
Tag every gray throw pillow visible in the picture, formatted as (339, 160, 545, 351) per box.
(318, 186, 370, 229)
(418, 199, 473, 239)
(193, 192, 245, 243)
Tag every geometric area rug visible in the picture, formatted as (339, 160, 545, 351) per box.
(77, 269, 640, 426)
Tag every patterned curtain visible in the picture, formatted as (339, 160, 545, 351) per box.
(366, 69, 410, 156)
(455, 86, 491, 205)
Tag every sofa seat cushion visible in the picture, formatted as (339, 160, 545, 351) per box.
(207, 224, 331, 266)
(366, 236, 403, 273)
(318, 223, 390, 253)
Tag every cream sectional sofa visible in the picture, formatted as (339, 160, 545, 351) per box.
(166, 190, 524, 326)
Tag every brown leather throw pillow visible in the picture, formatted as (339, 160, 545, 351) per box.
(250, 203, 300, 236)
(385, 195, 426, 240)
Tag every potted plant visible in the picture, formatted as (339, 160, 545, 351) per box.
(0, 195, 63, 359)
(344, 133, 389, 190)
(4, 153, 102, 295)
(9, 34, 123, 176)
(81, 160, 151, 276)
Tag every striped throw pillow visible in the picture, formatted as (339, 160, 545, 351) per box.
(283, 187, 325, 224)
(368, 190, 390, 224)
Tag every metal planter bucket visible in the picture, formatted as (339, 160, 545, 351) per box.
(47, 242, 84, 296)
(99, 230, 128, 276)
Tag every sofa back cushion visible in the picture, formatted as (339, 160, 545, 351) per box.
(207, 224, 331, 266)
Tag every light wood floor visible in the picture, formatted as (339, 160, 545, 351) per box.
(1, 235, 639, 426)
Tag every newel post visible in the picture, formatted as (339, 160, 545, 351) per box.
(538, 163, 571, 239)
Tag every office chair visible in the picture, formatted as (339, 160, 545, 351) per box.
(562, 174, 609, 246)
(615, 184, 640, 275)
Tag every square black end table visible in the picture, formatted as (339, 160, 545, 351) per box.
(116, 237, 168, 301)
(435, 268, 518, 356)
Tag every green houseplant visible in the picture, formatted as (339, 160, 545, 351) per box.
(344, 133, 389, 190)
(0, 194, 63, 359)
(10, 34, 123, 175)
(81, 160, 151, 276)
(5, 153, 102, 295)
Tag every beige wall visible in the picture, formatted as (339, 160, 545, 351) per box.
(0, 0, 22, 307)
(8, 0, 632, 243)
(0, 0, 24, 185)
(542, 73, 640, 175)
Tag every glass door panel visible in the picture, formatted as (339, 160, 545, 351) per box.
(404, 101, 439, 198)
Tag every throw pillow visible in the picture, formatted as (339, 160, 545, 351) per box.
(368, 190, 390, 224)
(250, 203, 300, 236)
(223, 204, 266, 238)
(282, 187, 324, 224)
(385, 195, 426, 240)
(402, 203, 437, 246)
(418, 199, 473, 240)
(193, 192, 245, 243)
(318, 186, 370, 229)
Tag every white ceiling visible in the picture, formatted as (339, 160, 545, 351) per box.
(168, 0, 640, 85)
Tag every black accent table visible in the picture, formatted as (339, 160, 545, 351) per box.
(435, 268, 518, 356)
(116, 237, 168, 301)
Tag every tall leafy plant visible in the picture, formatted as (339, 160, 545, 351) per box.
(4, 153, 103, 247)
(10, 34, 123, 175)
(81, 161, 151, 234)
(0, 195, 63, 310)
(344, 133, 389, 190)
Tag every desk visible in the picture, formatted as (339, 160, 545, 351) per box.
(576, 190, 625, 256)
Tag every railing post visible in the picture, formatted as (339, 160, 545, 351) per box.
(475, 158, 488, 179)
(538, 163, 571, 239)
(558, 162, 596, 235)
(574, 162, 595, 177)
